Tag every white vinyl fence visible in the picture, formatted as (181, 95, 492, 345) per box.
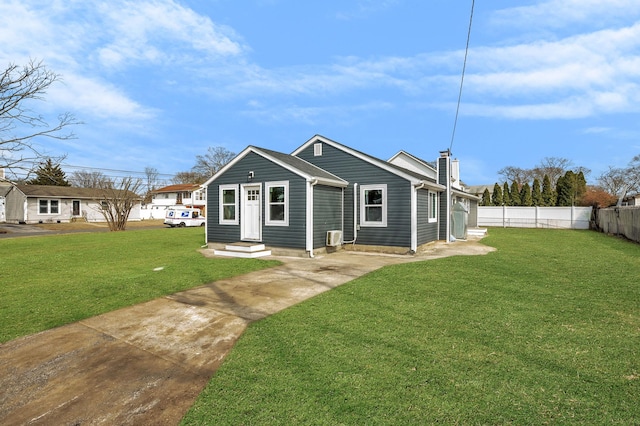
(478, 206, 592, 230)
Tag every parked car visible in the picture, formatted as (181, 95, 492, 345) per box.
(164, 207, 206, 227)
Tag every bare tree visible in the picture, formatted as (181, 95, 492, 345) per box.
(627, 154, 640, 193)
(597, 166, 627, 196)
(532, 157, 573, 186)
(69, 170, 110, 188)
(172, 170, 204, 184)
(192, 146, 235, 178)
(96, 177, 143, 231)
(497, 166, 531, 186)
(1, 59, 80, 175)
(143, 166, 160, 203)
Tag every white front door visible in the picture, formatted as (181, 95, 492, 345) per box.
(241, 185, 261, 241)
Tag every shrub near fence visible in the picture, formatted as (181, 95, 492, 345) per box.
(595, 206, 640, 243)
(478, 206, 592, 230)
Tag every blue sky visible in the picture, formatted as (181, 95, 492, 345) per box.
(2, 0, 639, 186)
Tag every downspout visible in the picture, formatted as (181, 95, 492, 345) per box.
(307, 179, 319, 258)
(411, 183, 426, 253)
(342, 183, 358, 245)
(201, 185, 208, 248)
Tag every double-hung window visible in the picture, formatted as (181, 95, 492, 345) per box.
(265, 181, 288, 226)
(360, 184, 387, 227)
(428, 191, 438, 222)
(38, 199, 60, 215)
(219, 184, 238, 225)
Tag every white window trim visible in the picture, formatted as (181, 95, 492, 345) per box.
(428, 191, 438, 223)
(37, 198, 60, 215)
(314, 143, 323, 156)
(219, 184, 239, 225)
(265, 181, 289, 226)
(360, 184, 387, 227)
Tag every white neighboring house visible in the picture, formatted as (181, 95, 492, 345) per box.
(0, 183, 142, 224)
(622, 193, 640, 206)
(143, 184, 206, 219)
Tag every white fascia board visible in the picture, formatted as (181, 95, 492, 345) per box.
(254, 148, 347, 187)
(416, 181, 446, 192)
(293, 135, 425, 185)
(203, 145, 348, 189)
(201, 146, 255, 187)
(389, 150, 437, 174)
(452, 188, 481, 201)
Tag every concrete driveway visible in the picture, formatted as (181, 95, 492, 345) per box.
(0, 239, 494, 425)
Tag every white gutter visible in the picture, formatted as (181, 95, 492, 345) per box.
(342, 183, 358, 245)
(410, 183, 426, 253)
(306, 179, 319, 258)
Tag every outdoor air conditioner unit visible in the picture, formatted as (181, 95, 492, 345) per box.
(326, 230, 342, 247)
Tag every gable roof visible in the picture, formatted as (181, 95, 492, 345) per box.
(202, 146, 348, 188)
(292, 134, 444, 190)
(15, 184, 141, 200)
(388, 150, 437, 172)
(151, 184, 201, 194)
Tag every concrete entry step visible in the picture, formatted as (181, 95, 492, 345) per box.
(213, 242, 272, 258)
(467, 228, 488, 237)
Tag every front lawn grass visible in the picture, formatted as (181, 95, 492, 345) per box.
(0, 228, 279, 343)
(183, 228, 640, 425)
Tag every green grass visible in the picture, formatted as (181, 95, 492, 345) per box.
(183, 229, 640, 425)
(0, 228, 279, 343)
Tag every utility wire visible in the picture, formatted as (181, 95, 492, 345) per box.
(449, 0, 475, 153)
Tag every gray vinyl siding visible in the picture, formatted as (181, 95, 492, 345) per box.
(207, 151, 307, 248)
(297, 142, 412, 248)
(417, 189, 438, 245)
(313, 185, 343, 249)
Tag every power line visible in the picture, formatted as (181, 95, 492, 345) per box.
(449, 0, 475, 153)
(60, 163, 175, 178)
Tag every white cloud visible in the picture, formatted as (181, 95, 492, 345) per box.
(95, 0, 245, 69)
(492, 0, 640, 30)
(243, 101, 394, 125)
(49, 73, 156, 121)
(0, 0, 247, 124)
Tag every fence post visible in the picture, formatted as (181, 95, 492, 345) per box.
(503, 204, 506, 228)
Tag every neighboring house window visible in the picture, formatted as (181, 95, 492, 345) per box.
(194, 189, 206, 201)
(101, 201, 109, 210)
(265, 181, 289, 226)
(360, 184, 387, 227)
(38, 199, 60, 215)
(428, 191, 438, 223)
(219, 184, 238, 224)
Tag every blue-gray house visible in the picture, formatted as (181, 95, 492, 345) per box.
(203, 135, 479, 257)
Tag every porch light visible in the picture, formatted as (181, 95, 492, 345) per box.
(247, 171, 254, 182)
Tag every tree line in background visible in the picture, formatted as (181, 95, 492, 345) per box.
(479, 156, 631, 208)
(481, 170, 591, 207)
